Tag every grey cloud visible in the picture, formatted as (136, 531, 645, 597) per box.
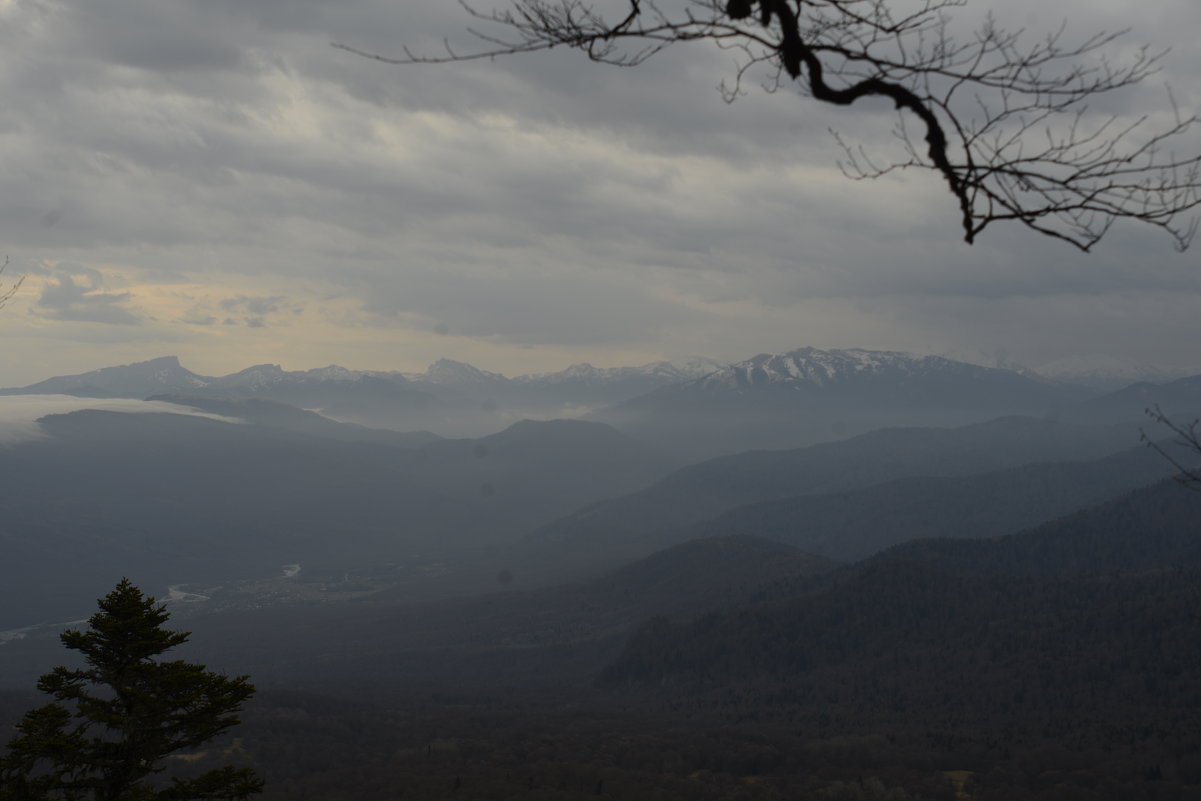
(34, 265, 141, 325)
(48, 0, 251, 74)
(0, 0, 1197, 377)
(356, 261, 705, 347)
(220, 295, 284, 315)
(864, 288, 1201, 371)
(180, 314, 218, 326)
(216, 295, 297, 328)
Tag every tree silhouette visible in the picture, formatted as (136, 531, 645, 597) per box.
(337, 0, 1201, 251)
(0, 579, 262, 801)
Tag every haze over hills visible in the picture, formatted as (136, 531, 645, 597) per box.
(590, 347, 1084, 458)
(0, 355, 725, 440)
(169, 535, 838, 690)
(0, 407, 673, 630)
(1074, 373, 1201, 425)
(148, 394, 444, 447)
(598, 477, 1201, 727)
(1035, 354, 1201, 390)
(404, 357, 727, 409)
(878, 477, 1201, 577)
(4, 348, 1196, 460)
(3, 347, 1199, 800)
(519, 415, 1149, 574)
(673, 442, 1189, 562)
(0, 385, 1166, 634)
(3, 348, 1194, 629)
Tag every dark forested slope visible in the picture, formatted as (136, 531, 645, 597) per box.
(171, 536, 837, 690)
(599, 479, 1201, 733)
(519, 417, 1143, 573)
(676, 444, 1185, 561)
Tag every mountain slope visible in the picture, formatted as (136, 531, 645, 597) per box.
(1, 356, 725, 438)
(165, 535, 838, 690)
(598, 479, 1201, 729)
(518, 416, 1145, 575)
(148, 394, 443, 447)
(0, 411, 673, 630)
(0, 356, 211, 398)
(675, 442, 1184, 561)
(879, 477, 1201, 576)
(593, 347, 1085, 459)
(1074, 373, 1201, 424)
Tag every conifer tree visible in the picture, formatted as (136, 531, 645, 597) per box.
(0, 579, 262, 801)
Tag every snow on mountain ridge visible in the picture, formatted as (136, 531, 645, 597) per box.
(6, 356, 212, 396)
(210, 364, 287, 391)
(698, 347, 1008, 391)
(208, 363, 416, 391)
(304, 365, 368, 382)
(514, 358, 725, 385)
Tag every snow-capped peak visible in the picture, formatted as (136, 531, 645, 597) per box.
(9, 356, 212, 397)
(696, 347, 1004, 391)
(405, 359, 508, 386)
(303, 365, 363, 382)
(214, 364, 287, 390)
(514, 357, 725, 385)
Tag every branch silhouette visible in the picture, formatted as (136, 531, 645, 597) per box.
(336, 0, 1201, 251)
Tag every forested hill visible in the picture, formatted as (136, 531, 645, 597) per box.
(599, 560, 1201, 728)
(879, 477, 1201, 576)
(670, 442, 1180, 562)
(0, 409, 672, 629)
(598, 479, 1201, 731)
(522, 416, 1141, 569)
(128, 536, 838, 691)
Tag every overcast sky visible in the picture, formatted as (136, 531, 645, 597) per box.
(1, 0, 1199, 385)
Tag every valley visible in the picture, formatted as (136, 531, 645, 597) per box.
(1, 348, 1199, 800)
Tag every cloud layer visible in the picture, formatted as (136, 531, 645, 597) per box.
(0, 395, 237, 445)
(1, 0, 1199, 384)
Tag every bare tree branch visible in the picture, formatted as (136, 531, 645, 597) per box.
(0, 257, 24, 311)
(336, 0, 1201, 251)
(1143, 405, 1201, 491)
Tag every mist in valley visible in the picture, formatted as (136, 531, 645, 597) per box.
(3, 0, 1201, 796)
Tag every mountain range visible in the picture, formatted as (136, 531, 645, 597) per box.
(3, 345, 1200, 800)
(515, 415, 1152, 575)
(590, 347, 1088, 459)
(0, 407, 673, 630)
(1034, 353, 1201, 390)
(0, 355, 725, 440)
(598, 477, 1201, 722)
(4, 344, 1195, 631)
(8, 347, 1195, 460)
